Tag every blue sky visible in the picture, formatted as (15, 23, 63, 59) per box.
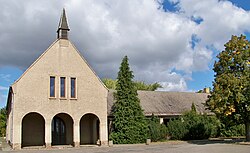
(1, 0, 250, 108)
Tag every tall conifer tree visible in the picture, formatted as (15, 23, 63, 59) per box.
(110, 56, 148, 144)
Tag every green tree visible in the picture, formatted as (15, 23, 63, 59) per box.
(206, 35, 250, 141)
(102, 78, 117, 89)
(0, 107, 7, 137)
(134, 81, 162, 91)
(110, 56, 149, 144)
(102, 78, 162, 91)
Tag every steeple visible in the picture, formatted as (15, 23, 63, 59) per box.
(57, 8, 70, 39)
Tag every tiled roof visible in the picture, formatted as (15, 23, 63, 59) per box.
(108, 90, 211, 116)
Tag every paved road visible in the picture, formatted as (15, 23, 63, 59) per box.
(1, 142, 250, 153)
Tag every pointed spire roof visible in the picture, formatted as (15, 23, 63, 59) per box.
(57, 8, 70, 39)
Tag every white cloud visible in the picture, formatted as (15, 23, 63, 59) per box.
(158, 78, 187, 91)
(173, 0, 250, 50)
(0, 86, 8, 91)
(0, 74, 11, 82)
(0, 0, 250, 91)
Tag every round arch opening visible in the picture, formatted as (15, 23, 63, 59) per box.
(22, 112, 45, 147)
(51, 113, 73, 145)
(80, 113, 100, 145)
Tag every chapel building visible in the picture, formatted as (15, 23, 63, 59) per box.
(6, 9, 108, 150)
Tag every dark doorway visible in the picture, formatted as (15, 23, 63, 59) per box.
(22, 112, 45, 147)
(52, 117, 66, 145)
(51, 113, 73, 145)
(80, 113, 100, 145)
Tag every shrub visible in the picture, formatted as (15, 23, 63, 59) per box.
(166, 118, 188, 140)
(219, 124, 245, 137)
(148, 115, 168, 142)
(167, 111, 220, 140)
(203, 115, 220, 138)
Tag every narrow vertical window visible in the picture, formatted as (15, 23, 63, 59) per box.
(50, 76, 55, 97)
(60, 77, 66, 98)
(71, 78, 76, 98)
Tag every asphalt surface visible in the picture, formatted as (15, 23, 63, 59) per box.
(1, 141, 250, 153)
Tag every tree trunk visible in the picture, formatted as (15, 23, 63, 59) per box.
(246, 117, 250, 142)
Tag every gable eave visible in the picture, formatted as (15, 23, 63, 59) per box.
(12, 39, 60, 86)
(12, 39, 108, 91)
